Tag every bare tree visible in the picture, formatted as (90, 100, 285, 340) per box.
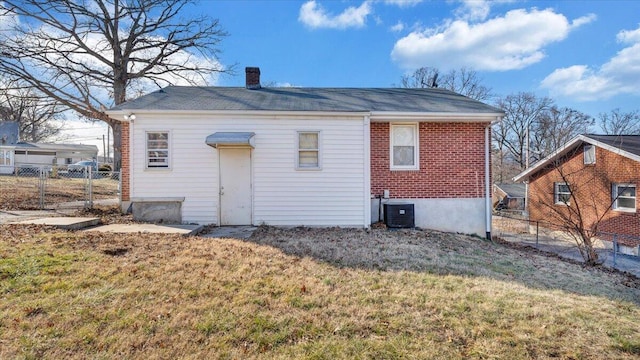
(529, 146, 635, 265)
(400, 67, 493, 101)
(0, 81, 65, 142)
(493, 92, 553, 170)
(529, 106, 594, 163)
(599, 109, 640, 135)
(0, 0, 228, 170)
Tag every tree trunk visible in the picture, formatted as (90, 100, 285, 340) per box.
(110, 120, 122, 171)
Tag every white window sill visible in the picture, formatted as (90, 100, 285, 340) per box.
(390, 167, 419, 171)
(613, 208, 636, 213)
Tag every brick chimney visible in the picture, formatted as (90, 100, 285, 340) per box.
(245, 67, 261, 89)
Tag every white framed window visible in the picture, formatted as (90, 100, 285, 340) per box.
(146, 131, 170, 169)
(0, 149, 13, 166)
(584, 144, 595, 165)
(554, 182, 571, 205)
(391, 123, 419, 170)
(296, 131, 320, 170)
(613, 183, 636, 212)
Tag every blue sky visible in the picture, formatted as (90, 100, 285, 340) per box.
(204, 0, 640, 119)
(11, 0, 640, 154)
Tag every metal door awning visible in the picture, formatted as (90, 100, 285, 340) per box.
(205, 132, 255, 148)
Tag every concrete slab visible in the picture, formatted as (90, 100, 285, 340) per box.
(85, 223, 203, 236)
(9, 217, 100, 230)
(202, 226, 257, 240)
(0, 210, 60, 224)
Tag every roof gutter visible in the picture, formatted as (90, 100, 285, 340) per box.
(369, 112, 504, 123)
(107, 109, 505, 123)
(105, 109, 372, 121)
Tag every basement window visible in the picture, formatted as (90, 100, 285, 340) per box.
(554, 182, 571, 205)
(613, 183, 636, 212)
(146, 131, 170, 169)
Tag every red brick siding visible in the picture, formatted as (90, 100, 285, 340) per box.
(528, 145, 640, 245)
(371, 122, 489, 199)
(121, 122, 130, 202)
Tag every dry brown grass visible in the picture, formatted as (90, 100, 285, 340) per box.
(0, 175, 119, 210)
(1, 224, 639, 359)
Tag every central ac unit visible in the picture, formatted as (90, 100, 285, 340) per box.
(383, 203, 415, 228)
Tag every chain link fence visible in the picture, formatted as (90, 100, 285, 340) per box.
(493, 213, 640, 277)
(0, 165, 120, 211)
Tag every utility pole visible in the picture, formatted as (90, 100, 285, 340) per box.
(102, 134, 106, 163)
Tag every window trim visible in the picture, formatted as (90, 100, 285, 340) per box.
(612, 183, 636, 213)
(390, 123, 419, 170)
(145, 131, 171, 170)
(554, 182, 571, 205)
(0, 149, 13, 166)
(584, 144, 595, 165)
(295, 130, 321, 170)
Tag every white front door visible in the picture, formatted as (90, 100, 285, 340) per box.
(219, 147, 252, 225)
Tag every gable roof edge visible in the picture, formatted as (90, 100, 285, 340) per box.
(513, 134, 640, 182)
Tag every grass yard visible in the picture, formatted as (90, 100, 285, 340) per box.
(1, 224, 639, 359)
(0, 175, 119, 210)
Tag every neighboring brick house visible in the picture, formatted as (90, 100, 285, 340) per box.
(514, 134, 640, 253)
(492, 183, 525, 210)
(107, 67, 504, 237)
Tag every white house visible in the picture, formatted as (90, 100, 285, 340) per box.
(107, 68, 504, 237)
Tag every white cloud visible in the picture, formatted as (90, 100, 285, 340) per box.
(454, 0, 491, 21)
(390, 21, 404, 32)
(298, 0, 372, 29)
(571, 13, 597, 29)
(541, 25, 640, 101)
(617, 26, 640, 43)
(391, 8, 590, 71)
(383, 0, 423, 7)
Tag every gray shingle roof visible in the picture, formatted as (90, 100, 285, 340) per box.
(494, 183, 525, 198)
(585, 134, 640, 157)
(16, 142, 98, 152)
(110, 86, 504, 114)
(514, 134, 640, 182)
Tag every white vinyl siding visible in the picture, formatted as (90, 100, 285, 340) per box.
(296, 131, 320, 169)
(554, 182, 571, 205)
(613, 183, 636, 212)
(584, 144, 595, 164)
(129, 114, 366, 226)
(390, 123, 418, 170)
(146, 131, 170, 168)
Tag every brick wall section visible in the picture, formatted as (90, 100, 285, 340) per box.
(121, 122, 130, 202)
(371, 122, 489, 199)
(528, 145, 640, 246)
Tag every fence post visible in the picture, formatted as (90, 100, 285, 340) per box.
(535, 221, 539, 248)
(39, 166, 46, 209)
(88, 166, 93, 209)
(612, 235, 617, 266)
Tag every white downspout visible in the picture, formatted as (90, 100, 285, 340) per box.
(485, 125, 491, 240)
(363, 115, 371, 228)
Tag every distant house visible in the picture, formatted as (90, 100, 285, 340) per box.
(493, 183, 525, 211)
(514, 134, 640, 255)
(107, 67, 504, 237)
(0, 121, 98, 175)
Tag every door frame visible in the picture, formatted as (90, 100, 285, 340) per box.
(217, 146, 253, 226)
